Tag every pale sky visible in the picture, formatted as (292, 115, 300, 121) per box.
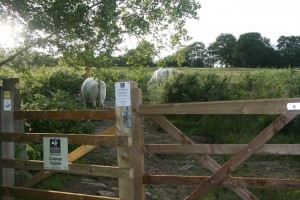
(1, 1, 299, 55)
(0, 24, 16, 48)
(186, 0, 300, 47)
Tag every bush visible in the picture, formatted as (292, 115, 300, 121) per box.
(18, 68, 95, 160)
(147, 69, 300, 144)
(46, 69, 84, 96)
(150, 71, 232, 103)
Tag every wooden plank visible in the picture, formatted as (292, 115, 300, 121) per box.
(0, 159, 130, 179)
(143, 144, 300, 155)
(140, 98, 300, 115)
(0, 132, 126, 146)
(131, 88, 145, 200)
(150, 115, 257, 200)
(19, 125, 116, 188)
(1, 81, 16, 200)
(0, 186, 118, 200)
(143, 175, 300, 190)
(116, 80, 137, 200)
(186, 114, 297, 200)
(14, 110, 116, 120)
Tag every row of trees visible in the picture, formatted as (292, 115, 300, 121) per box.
(89, 32, 300, 69)
(158, 33, 300, 68)
(1, 0, 299, 69)
(2, 32, 300, 69)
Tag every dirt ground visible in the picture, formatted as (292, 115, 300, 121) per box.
(60, 115, 300, 199)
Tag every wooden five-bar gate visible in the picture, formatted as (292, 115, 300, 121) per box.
(1, 78, 300, 200)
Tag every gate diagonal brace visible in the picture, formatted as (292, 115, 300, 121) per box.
(149, 115, 257, 200)
(185, 114, 297, 200)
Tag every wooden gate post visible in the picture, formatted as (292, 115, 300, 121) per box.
(131, 86, 144, 200)
(0, 78, 18, 200)
(115, 80, 145, 200)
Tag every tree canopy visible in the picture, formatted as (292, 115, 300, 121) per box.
(0, 0, 201, 66)
(277, 36, 300, 67)
(185, 42, 206, 67)
(208, 33, 236, 67)
(233, 32, 276, 67)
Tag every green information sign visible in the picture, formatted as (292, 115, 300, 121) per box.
(43, 137, 68, 170)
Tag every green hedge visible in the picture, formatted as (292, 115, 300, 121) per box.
(148, 68, 300, 144)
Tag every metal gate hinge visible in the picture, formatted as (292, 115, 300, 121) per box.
(121, 106, 131, 128)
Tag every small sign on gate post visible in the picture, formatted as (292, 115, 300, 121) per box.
(115, 81, 131, 107)
(3, 91, 12, 111)
(287, 102, 300, 110)
(43, 137, 68, 170)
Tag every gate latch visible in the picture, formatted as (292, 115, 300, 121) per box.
(121, 106, 131, 128)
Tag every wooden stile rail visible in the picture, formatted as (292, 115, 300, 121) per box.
(143, 175, 300, 190)
(0, 186, 119, 200)
(143, 144, 300, 155)
(0, 159, 130, 178)
(0, 132, 127, 146)
(14, 110, 116, 120)
(0, 108, 123, 200)
(139, 98, 300, 115)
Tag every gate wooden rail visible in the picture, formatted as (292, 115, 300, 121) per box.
(0, 78, 136, 200)
(0, 109, 124, 200)
(131, 87, 300, 200)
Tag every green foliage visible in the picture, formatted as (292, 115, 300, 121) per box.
(46, 69, 84, 96)
(149, 68, 300, 144)
(125, 40, 157, 68)
(36, 174, 75, 191)
(251, 188, 300, 200)
(160, 71, 232, 103)
(174, 47, 188, 67)
(233, 32, 276, 67)
(277, 36, 300, 67)
(22, 90, 95, 160)
(233, 69, 300, 99)
(20, 67, 84, 106)
(0, 66, 18, 81)
(185, 42, 207, 67)
(156, 55, 178, 68)
(25, 143, 43, 161)
(0, 0, 200, 64)
(95, 67, 150, 97)
(17, 67, 95, 160)
(208, 33, 237, 67)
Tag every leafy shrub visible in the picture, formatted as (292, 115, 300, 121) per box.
(22, 90, 94, 132)
(229, 69, 300, 100)
(95, 67, 150, 98)
(46, 69, 84, 96)
(151, 71, 232, 103)
(18, 68, 95, 160)
(147, 69, 300, 144)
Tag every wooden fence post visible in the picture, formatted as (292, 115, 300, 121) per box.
(0, 78, 18, 200)
(131, 87, 144, 200)
(115, 80, 145, 200)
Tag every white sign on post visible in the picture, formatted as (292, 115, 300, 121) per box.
(115, 81, 131, 107)
(3, 99, 12, 111)
(287, 102, 300, 110)
(3, 91, 12, 111)
(43, 137, 68, 170)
